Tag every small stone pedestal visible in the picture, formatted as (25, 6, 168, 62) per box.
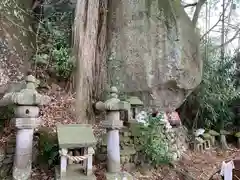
(55, 124, 97, 180)
(95, 87, 133, 180)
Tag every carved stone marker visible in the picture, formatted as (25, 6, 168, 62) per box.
(55, 124, 97, 180)
(0, 75, 51, 180)
(95, 87, 133, 179)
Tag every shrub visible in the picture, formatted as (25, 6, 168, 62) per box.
(33, 9, 75, 79)
(141, 114, 172, 165)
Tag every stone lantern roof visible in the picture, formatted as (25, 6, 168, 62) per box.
(127, 96, 143, 106)
(57, 124, 97, 149)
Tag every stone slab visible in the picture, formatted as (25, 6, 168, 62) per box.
(55, 165, 96, 180)
(57, 124, 97, 148)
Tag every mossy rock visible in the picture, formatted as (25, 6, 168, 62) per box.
(120, 146, 136, 156)
(220, 130, 231, 135)
(208, 130, 220, 136)
(202, 133, 212, 140)
(235, 132, 240, 138)
(195, 137, 204, 143)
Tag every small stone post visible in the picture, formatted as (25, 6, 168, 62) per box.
(95, 87, 130, 175)
(60, 149, 68, 177)
(86, 147, 94, 176)
(0, 75, 50, 180)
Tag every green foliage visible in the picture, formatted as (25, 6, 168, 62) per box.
(52, 47, 75, 78)
(0, 106, 15, 121)
(181, 48, 240, 130)
(33, 9, 75, 79)
(141, 114, 172, 165)
(38, 128, 59, 168)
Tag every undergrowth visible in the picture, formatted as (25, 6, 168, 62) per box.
(179, 44, 240, 131)
(33, 9, 75, 80)
(141, 114, 172, 165)
(38, 128, 59, 168)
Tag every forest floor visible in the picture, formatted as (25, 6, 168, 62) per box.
(1, 82, 240, 180)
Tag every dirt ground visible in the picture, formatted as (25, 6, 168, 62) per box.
(29, 147, 240, 180)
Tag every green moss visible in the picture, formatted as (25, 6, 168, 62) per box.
(235, 132, 240, 138)
(208, 130, 220, 136)
(202, 133, 212, 140)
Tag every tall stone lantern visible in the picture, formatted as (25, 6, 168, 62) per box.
(94, 87, 131, 179)
(0, 75, 51, 180)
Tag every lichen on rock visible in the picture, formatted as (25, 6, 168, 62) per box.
(107, 0, 202, 110)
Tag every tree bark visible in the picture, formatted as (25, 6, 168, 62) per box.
(192, 0, 207, 27)
(73, 0, 107, 123)
(220, 134, 229, 150)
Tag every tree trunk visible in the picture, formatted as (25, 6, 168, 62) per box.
(73, 0, 107, 123)
(192, 0, 207, 27)
(220, 134, 229, 150)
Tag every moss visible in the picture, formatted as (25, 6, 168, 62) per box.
(235, 132, 240, 138)
(208, 130, 220, 136)
(202, 133, 212, 140)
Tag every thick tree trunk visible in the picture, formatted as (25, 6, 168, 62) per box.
(73, 0, 107, 123)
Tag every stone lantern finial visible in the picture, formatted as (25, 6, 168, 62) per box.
(110, 86, 118, 97)
(25, 75, 36, 82)
(25, 75, 40, 89)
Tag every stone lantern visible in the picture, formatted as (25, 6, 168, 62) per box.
(126, 96, 143, 121)
(94, 87, 132, 179)
(0, 75, 51, 180)
(56, 124, 97, 180)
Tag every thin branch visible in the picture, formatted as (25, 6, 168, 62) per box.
(220, 28, 240, 47)
(210, 27, 240, 52)
(184, 2, 197, 8)
(200, 0, 231, 40)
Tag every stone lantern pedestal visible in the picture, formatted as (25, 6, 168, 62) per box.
(95, 87, 133, 180)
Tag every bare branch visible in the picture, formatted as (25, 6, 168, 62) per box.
(200, 0, 231, 40)
(220, 28, 240, 47)
(192, 0, 207, 27)
(210, 27, 240, 52)
(184, 2, 197, 8)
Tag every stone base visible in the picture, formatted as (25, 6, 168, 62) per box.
(55, 166, 96, 180)
(105, 172, 133, 180)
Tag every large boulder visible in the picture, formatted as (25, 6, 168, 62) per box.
(0, 0, 34, 95)
(107, 0, 202, 110)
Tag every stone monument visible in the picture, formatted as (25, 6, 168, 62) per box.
(126, 96, 143, 122)
(56, 124, 97, 180)
(0, 75, 51, 180)
(94, 87, 133, 180)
